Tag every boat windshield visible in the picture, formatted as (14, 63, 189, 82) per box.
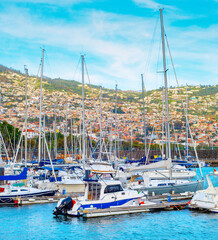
(104, 184, 123, 194)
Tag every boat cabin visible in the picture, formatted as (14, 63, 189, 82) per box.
(84, 179, 124, 201)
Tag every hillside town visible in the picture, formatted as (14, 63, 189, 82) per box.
(0, 70, 217, 151)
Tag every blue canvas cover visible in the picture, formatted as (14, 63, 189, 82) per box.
(0, 167, 28, 180)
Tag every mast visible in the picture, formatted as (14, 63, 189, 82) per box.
(64, 102, 68, 160)
(54, 104, 57, 159)
(114, 84, 118, 161)
(185, 85, 188, 160)
(24, 66, 28, 167)
(38, 48, 45, 164)
(81, 55, 86, 162)
(160, 9, 172, 180)
(130, 119, 133, 160)
(43, 114, 46, 160)
(71, 118, 73, 158)
(141, 74, 147, 156)
(99, 86, 102, 161)
(161, 87, 165, 158)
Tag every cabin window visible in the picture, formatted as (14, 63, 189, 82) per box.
(104, 184, 123, 194)
(20, 189, 28, 191)
(157, 183, 166, 186)
(88, 183, 101, 200)
(168, 183, 174, 186)
(11, 190, 18, 192)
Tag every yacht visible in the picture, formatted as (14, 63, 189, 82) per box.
(53, 171, 153, 216)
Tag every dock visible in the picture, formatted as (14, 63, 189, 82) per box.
(81, 201, 189, 218)
(148, 192, 194, 202)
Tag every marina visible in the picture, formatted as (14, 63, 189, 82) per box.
(0, 1, 217, 239)
(0, 182, 217, 240)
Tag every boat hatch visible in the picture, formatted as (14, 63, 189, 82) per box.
(104, 184, 123, 194)
(88, 183, 101, 200)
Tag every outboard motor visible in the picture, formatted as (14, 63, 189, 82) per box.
(53, 197, 74, 216)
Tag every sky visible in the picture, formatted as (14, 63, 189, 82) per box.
(0, 0, 218, 90)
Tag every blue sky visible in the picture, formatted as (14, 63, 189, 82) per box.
(0, 0, 217, 90)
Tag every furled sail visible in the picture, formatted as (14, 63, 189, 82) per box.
(129, 159, 171, 172)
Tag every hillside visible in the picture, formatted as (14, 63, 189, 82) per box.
(0, 65, 217, 149)
(0, 64, 217, 111)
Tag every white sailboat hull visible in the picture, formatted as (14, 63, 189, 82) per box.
(143, 170, 196, 180)
(130, 180, 204, 195)
(189, 187, 218, 213)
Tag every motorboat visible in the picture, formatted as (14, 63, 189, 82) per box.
(0, 184, 57, 204)
(53, 171, 153, 216)
(188, 171, 218, 213)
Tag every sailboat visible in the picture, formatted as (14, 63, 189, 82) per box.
(127, 9, 204, 195)
(0, 167, 57, 204)
(189, 169, 218, 213)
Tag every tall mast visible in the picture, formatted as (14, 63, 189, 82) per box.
(64, 102, 68, 160)
(130, 119, 133, 159)
(161, 87, 165, 158)
(54, 104, 57, 159)
(99, 86, 102, 161)
(114, 84, 118, 160)
(24, 66, 28, 167)
(43, 114, 46, 160)
(81, 55, 86, 162)
(160, 9, 171, 162)
(141, 74, 147, 156)
(185, 85, 188, 160)
(71, 118, 73, 158)
(38, 48, 45, 164)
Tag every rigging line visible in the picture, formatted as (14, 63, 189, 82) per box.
(72, 57, 81, 81)
(44, 51, 54, 80)
(37, 62, 42, 78)
(165, 33, 203, 178)
(5, 125, 15, 155)
(143, 14, 159, 77)
(84, 59, 91, 87)
(165, 34, 184, 109)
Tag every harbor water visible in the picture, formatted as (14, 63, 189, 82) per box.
(0, 167, 218, 240)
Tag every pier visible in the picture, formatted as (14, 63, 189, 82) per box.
(81, 201, 190, 218)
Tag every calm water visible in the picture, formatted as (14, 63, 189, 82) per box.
(0, 167, 217, 240)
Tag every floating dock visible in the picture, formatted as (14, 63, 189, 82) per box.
(81, 201, 189, 218)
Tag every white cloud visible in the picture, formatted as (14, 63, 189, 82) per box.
(1, 0, 91, 6)
(132, 0, 174, 10)
(0, 5, 217, 90)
